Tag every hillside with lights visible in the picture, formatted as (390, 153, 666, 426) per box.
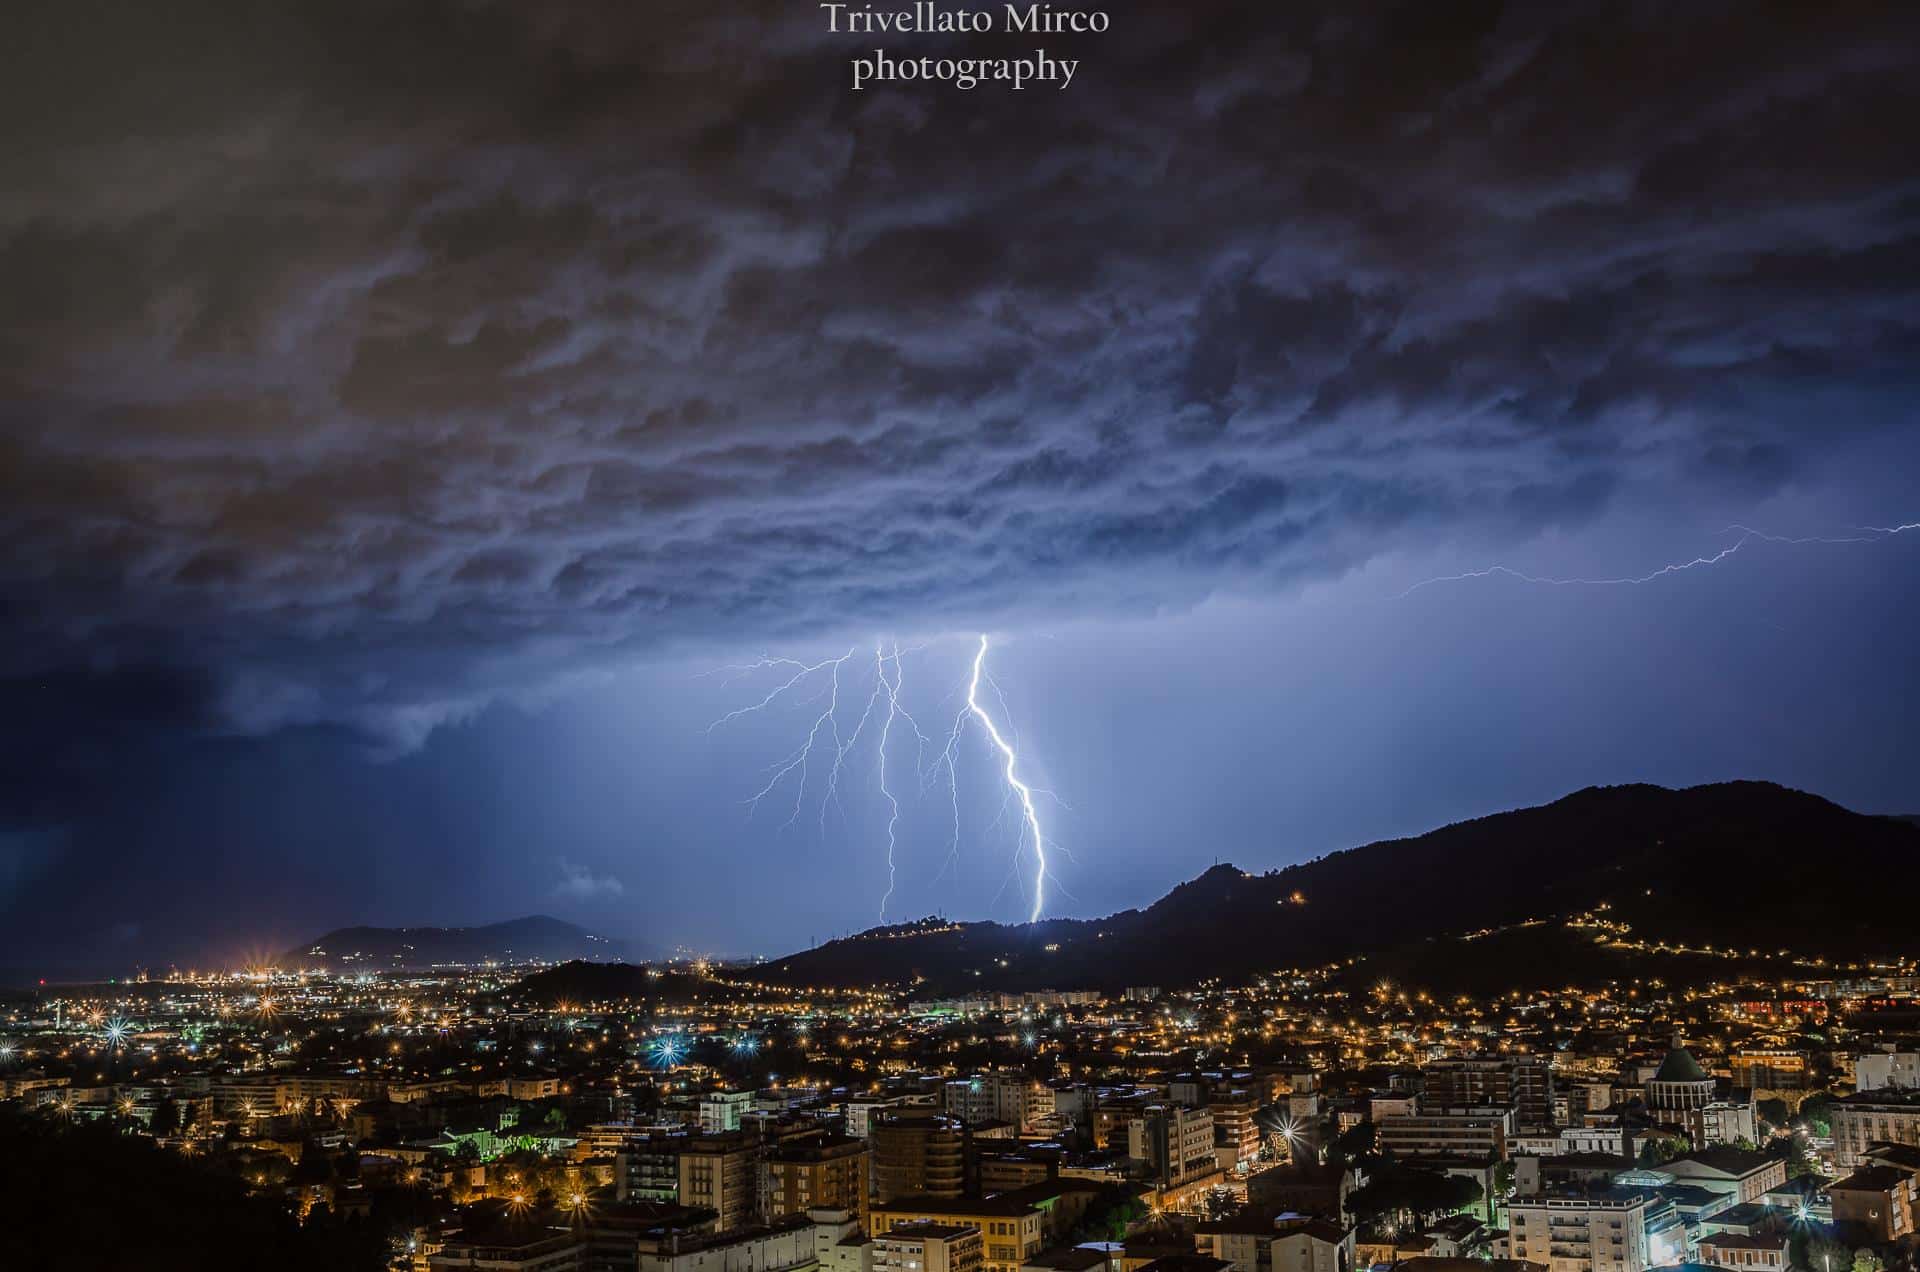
(753, 780, 1920, 993)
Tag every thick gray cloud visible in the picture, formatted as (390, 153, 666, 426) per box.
(2, 0, 1917, 781)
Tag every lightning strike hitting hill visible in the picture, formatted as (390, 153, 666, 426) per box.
(964, 635, 1051, 924)
(707, 635, 1058, 924)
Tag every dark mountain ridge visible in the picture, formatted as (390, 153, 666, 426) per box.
(757, 781, 1920, 992)
(280, 915, 624, 971)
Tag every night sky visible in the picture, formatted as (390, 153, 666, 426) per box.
(3, 2, 1917, 974)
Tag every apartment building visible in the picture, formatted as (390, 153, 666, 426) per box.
(1128, 1105, 1217, 1189)
(1376, 1108, 1513, 1162)
(1829, 1166, 1917, 1243)
(767, 1135, 871, 1225)
(1209, 1088, 1265, 1170)
(632, 1215, 822, 1272)
(1507, 1188, 1683, 1272)
(1424, 1057, 1555, 1130)
(1832, 1091, 1920, 1169)
(870, 1196, 1045, 1272)
(701, 1092, 756, 1134)
(872, 1113, 966, 1203)
(874, 1223, 984, 1272)
(944, 1073, 1054, 1134)
(680, 1132, 763, 1231)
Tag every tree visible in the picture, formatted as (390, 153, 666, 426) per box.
(1758, 1098, 1792, 1130)
(1799, 1093, 1836, 1139)
(1069, 1187, 1146, 1243)
(1346, 1166, 1484, 1232)
(1328, 1119, 1376, 1166)
(291, 1143, 334, 1187)
(1785, 1133, 1817, 1179)
(150, 1098, 181, 1138)
(1854, 1251, 1884, 1272)
(0, 1107, 386, 1271)
(1638, 1133, 1689, 1166)
(1804, 1235, 1852, 1272)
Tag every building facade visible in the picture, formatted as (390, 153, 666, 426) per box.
(767, 1136, 871, 1226)
(1376, 1109, 1511, 1162)
(1833, 1092, 1920, 1169)
(681, 1133, 763, 1231)
(874, 1223, 984, 1272)
(1128, 1105, 1217, 1188)
(870, 1197, 1044, 1272)
(872, 1113, 966, 1203)
(1507, 1189, 1681, 1272)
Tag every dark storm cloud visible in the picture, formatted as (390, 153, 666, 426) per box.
(2, 0, 1917, 784)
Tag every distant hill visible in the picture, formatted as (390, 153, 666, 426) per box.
(758, 781, 1920, 993)
(279, 916, 625, 971)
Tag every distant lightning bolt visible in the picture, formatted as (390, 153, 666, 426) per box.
(965, 634, 1050, 924)
(1397, 521, 1916, 599)
(928, 698, 971, 883)
(824, 653, 888, 831)
(875, 643, 904, 920)
(724, 647, 858, 825)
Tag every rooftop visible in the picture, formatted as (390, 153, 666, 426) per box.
(1664, 1147, 1777, 1177)
(1022, 1248, 1113, 1272)
(1652, 1049, 1711, 1085)
(1699, 1234, 1789, 1252)
(883, 1223, 981, 1243)
(876, 1194, 1046, 1218)
(1832, 1166, 1912, 1193)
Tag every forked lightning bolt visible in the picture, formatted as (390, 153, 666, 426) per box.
(707, 635, 1060, 924)
(1398, 521, 1918, 598)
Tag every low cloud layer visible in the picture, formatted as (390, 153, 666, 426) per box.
(551, 859, 625, 902)
(3, 0, 1917, 812)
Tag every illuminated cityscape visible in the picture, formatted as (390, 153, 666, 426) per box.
(6, 892, 1920, 1270)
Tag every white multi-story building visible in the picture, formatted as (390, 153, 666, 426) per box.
(1507, 1189, 1682, 1272)
(813, 1209, 874, 1272)
(702, 1091, 756, 1134)
(1560, 1123, 1627, 1156)
(1700, 1101, 1758, 1148)
(943, 1073, 1052, 1133)
(874, 1223, 983, 1272)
